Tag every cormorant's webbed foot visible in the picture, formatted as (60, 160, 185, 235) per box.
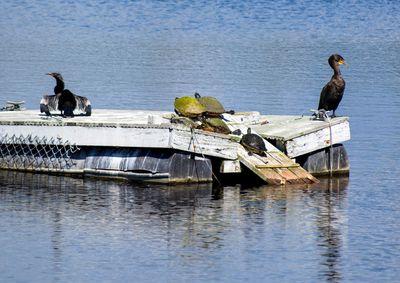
(311, 109, 333, 121)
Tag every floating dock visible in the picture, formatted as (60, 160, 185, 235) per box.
(251, 115, 351, 175)
(0, 109, 350, 184)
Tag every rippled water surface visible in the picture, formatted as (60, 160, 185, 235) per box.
(1, 1, 400, 282)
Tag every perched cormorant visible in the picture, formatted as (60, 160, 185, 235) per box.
(317, 54, 346, 117)
(40, 72, 91, 117)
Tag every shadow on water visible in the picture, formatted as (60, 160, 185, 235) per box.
(0, 170, 348, 282)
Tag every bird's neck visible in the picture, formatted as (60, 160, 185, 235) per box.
(54, 79, 65, 94)
(333, 65, 342, 77)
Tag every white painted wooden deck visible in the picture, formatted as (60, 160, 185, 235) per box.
(0, 109, 239, 159)
(251, 115, 350, 158)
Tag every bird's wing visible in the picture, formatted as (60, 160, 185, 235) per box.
(74, 95, 91, 111)
(74, 95, 92, 116)
(40, 94, 59, 111)
(318, 82, 335, 110)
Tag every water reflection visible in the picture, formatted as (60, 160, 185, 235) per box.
(239, 177, 349, 283)
(0, 170, 349, 282)
(313, 178, 348, 283)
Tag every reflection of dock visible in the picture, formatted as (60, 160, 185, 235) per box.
(0, 110, 350, 184)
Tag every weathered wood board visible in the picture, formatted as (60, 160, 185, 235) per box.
(0, 110, 239, 160)
(238, 147, 318, 185)
(220, 160, 241, 173)
(285, 122, 350, 157)
(251, 115, 350, 158)
(169, 128, 238, 160)
(0, 124, 172, 148)
(0, 109, 171, 125)
(222, 113, 320, 184)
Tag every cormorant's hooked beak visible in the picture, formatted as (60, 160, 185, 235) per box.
(338, 59, 349, 68)
(46, 72, 64, 82)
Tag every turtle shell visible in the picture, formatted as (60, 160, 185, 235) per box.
(240, 128, 267, 155)
(194, 93, 226, 116)
(201, 117, 231, 134)
(174, 96, 205, 118)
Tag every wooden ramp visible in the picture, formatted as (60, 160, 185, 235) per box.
(222, 113, 319, 185)
(238, 146, 318, 186)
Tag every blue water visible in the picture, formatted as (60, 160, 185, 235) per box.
(1, 1, 400, 282)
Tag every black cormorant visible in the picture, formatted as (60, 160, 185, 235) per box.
(40, 72, 91, 117)
(317, 54, 346, 117)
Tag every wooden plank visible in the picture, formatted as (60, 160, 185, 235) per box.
(261, 151, 304, 184)
(238, 147, 285, 185)
(255, 164, 300, 168)
(285, 121, 350, 157)
(169, 128, 238, 160)
(0, 124, 172, 148)
(0, 109, 172, 126)
(251, 115, 350, 158)
(266, 150, 318, 184)
(220, 160, 242, 173)
(253, 115, 349, 140)
(237, 146, 318, 185)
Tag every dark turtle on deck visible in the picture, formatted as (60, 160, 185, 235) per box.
(174, 96, 206, 118)
(240, 128, 267, 156)
(194, 93, 234, 117)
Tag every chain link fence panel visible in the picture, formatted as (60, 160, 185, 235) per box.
(0, 134, 80, 170)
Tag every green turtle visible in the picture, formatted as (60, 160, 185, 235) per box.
(174, 96, 206, 118)
(240, 128, 267, 156)
(194, 93, 234, 117)
(200, 117, 231, 134)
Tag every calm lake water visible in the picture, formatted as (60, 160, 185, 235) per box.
(1, 1, 400, 282)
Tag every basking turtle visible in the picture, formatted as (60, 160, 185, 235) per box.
(174, 96, 205, 118)
(194, 93, 234, 117)
(200, 117, 231, 134)
(170, 115, 200, 128)
(240, 128, 267, 156)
